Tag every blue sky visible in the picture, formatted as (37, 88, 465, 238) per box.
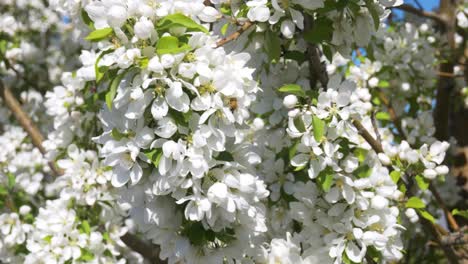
(392, 0, 440, 18)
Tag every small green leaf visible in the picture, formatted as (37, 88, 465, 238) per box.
(265, 29, 281, 63)
(157, 13, 208, 33)
(78, 248, 95, 261)
(353, 164, 372, 178)
(94, 49, 113, 83)
(375, 112, 390, 121)
(378, 80, 389, 88)
(0, 186, 7, 196)
(106, 72, 126, 110)
(418, 209, 435, 223)
(294, 164, 307, 172)
(85, 27, 113, 41)
(294, 116, 306, 133)
(415, 175, 429, 190)
(143, 149, 163, 168)
(303, 17, 334, 44)
(317, 168, 334, 192)
(81, 10, 94, 29)
(406, 197, 425, 209)
(278, 84, 306, 98)
(312, 116, 325, 142)
(43, 235, 52, 243)
(364, 0, 380, 30)
(452, 209, 468, 219)
(80, 220, 91, 235)
(7, 172, 15, 189)
(156, 36, 191, 55)
(217, 151, 234, 162)
(354, 148, 368, 163)
(289, 141, 300, 161)
(390, 170, 401, 184)
(221, 23, 229, 36)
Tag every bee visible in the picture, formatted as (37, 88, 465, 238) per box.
(229, 98, 238, 112)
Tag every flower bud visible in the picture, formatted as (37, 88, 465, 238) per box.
(283, 95, 298, 109)
(134, 17, 153, 40)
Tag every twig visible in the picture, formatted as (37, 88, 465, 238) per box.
(120, 233, 167, 264)
(393, 4, 446, 25)
(440, 232, 468, 246)
(352, 119, 384, 153)
(370, 111, 382, 144)
(429, 184, 460, 231)
(437, 72, 464, 78)
(216, 21, 253, 47)
(304, 16, 329, 89)
(1, 79, 166, 263)
(351, 117, 461, 263)
(377, 90, 406, 138)
(0, 80, 62, 176)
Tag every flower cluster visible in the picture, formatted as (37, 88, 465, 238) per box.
(0, 0, 465, 263)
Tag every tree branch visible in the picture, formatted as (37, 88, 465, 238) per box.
(216, 21, 253, 48)
(377, 90, 406, 138)
(304, 16, 329, 89)
(393, 4, 446, 25)
(1, 79, 165, 263)
(0, 80, 62, 176)
(120, 233, 167, 264)
(352, 119, 384, 153)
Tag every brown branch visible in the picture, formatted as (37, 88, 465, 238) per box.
(216, 21, 253, 47)
(121, 233, 167, 264)
(377, 90, 406, 138)
(351, 118, 462, 263)
(430, 184, 460, 231)
(0, 80, 62, 176)
(304, 16, 329, 89)
(352, 119, 384, 153)
(393, 4, 446, 25)
(437, 72, 464, 78)
(1, 79, 166, 263)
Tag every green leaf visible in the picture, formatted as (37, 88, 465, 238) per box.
(378, 80, 389, 88)
(265, 29, 281, 63)
(364, 0, 380, 30)
(81, 10, 94, 29)
(106, 71, 126, 110)
(157, 13, 208, 33)
(94, 49, 113, 83)
(294, 116, 306, 133)
(418, 209, 435, 223)
(303, 17, 334, 44)
(289, 141, 300, 161)
(217, 151, 234, 162)
(278, 84, 306, 98)
(85, 27, 113, 41)
(143, 149, 163, 168)
(353, 164, 372, 178)
(406, 197, 425, 209)
(0, 186, 7, 196)
(294, 164, 307, 172)
(156, 36, 191, 55)
(375, 112, 390, 121)
(80, 220, 91, 235)
(43, 235, 52, 243)
(317, 168, 334, 192)
(415, 175, 430, 190)
(390, 170, 401, 184)
(221, 23, 229, 36)
(312, 116, 325, 142)
(354, 148, 368, 163)
(452, 209, 468, 219)
(78, 248, 95, 261)
(7, 172, 15, 189)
